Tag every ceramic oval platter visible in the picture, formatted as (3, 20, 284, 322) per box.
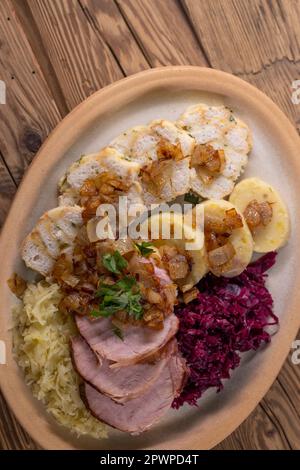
(0, 67, 300, 450)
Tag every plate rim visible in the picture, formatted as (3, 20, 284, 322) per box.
(1, 65, 300, 450)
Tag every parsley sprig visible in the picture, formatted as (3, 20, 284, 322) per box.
(91, 249, 144, 320)
(134, 241, 155, 257)
(102, 250, 128, 274)
(91, 275, 143, 320)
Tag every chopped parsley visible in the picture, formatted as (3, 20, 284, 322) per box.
(102, 250, 128, 274)
(91, 275, 143, 320)
(134, 241, 155, 257)
(184, 191, 201, 205)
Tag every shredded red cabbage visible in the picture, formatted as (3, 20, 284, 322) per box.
(173, 252, 279, 408)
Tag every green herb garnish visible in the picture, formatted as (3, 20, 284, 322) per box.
(184, 191, 200, 205)
(134, 241, 155, 257)
(92, 275, 143, 320)
(102, 250, 128, 274)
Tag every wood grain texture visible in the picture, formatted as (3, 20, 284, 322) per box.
(117, 0, 208, 66)
(182, 0, 300, 129)
(79, 0, 149, 74)
(0, 156, 16, 228)
(182, 0, 300, 450)
(26, 0, 123, 110)
(0, 0, 300, 450)
(0, 0, 61, 184)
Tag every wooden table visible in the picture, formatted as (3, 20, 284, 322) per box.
(0, 0, 299, 450)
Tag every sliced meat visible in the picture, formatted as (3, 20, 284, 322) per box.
(81, 350, 188, 434)
(71, 335, 171, 403)
(75, 314, 179, 367)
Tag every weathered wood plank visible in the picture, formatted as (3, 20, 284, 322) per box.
(182, 0, 300, 129)
(26, 0, 124, 110)
(0, 0, 299, 451)
(79, 0, 150, 74)
(183, 0, 300, 450)
(0, 391, 39, 450)
(215, 403, 291, 450)
(183, 0, 300, 73)
(239, 59, 300, 133)
(117, 0, 208, 67)
(0, 0, 61, 183)
(0, 157, 16, 228)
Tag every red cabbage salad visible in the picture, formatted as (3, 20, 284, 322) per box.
(173, 252, 278, 408)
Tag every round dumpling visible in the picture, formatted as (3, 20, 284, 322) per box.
(229, 177, 290, 253)
(202, 199, 253, 277)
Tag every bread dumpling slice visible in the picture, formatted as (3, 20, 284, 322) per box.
(22, 206, 83, 276)
(177, 103, 252, 199)
(58, 148, 141, 206)
(133, 120, 194, 204)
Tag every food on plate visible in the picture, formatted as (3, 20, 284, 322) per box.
(10, 101, 290, 438)
(21, 206, 83, 276)
(71, 335, 170, 403)
(82, 339, 188, 434)
(13, 281, 107, 438)
(111, 120, 194, 204)
(173, 252, 278, 408)
(229, 177, 290, 252)
(177, 104, 252, 199)
(75, 313, 179, 366)
(58, 147, 141, 208)
(202, 200, 253, 277)
(143, 212, 207, 292)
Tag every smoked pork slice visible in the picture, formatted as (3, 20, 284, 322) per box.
(75, 314, 179, 366)
(71, 335, 171, 403)
(81, 349, 188, 434)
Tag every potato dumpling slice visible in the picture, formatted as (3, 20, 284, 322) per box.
(202, 199, 253, 277)
(229, 177, 290, 253)
(142, 211, 207, 292)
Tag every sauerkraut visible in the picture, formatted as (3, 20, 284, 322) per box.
(12, 281, 107, 439)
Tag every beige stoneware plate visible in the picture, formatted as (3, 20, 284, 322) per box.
(0, 67, 300, 450)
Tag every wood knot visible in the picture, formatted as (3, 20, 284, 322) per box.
(23, 130, 42, 153)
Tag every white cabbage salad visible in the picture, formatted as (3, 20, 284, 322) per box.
(12, 281, 107, 439)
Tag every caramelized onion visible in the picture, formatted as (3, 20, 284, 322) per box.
(224, 208, 243, 230)
(144, 288, 162, 304)
(183, 287, 199, 304)
(159, 244, 191, 282)
(244, 200, 273, 232)
(207, 241, 236, 268)
(191, 144, 225, 174)
(52, 254, 74, 286)
(167, 254, 190, 280)
(141, 159, 173, 196)
(205, 208, 243, 235)
(7, 273, 27, 298)
(157, 139, 184, 162)
(80, 179, 98, 197)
